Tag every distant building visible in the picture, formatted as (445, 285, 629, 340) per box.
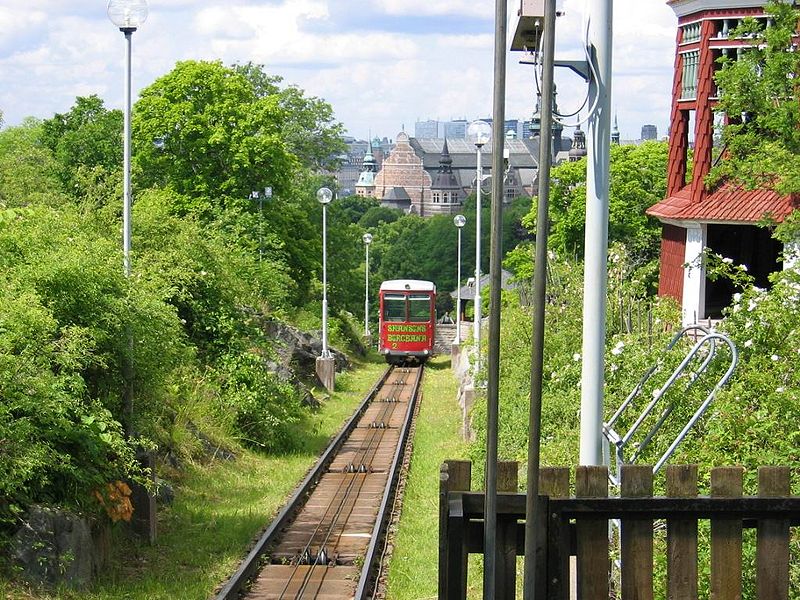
(414, 120, 440, 138)
(569, 126, 587, 162)
(355, 141, 378, 198)
(372, 132, 540, 217)
(641, 124, 658, 140)
(611, 115, 621, 145)
(443, 120, 468, 139)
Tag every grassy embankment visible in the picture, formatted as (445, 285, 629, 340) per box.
(385, 356, 477, 599)
(1, 358, 386, 600)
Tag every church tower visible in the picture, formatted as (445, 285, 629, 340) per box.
(355, 140, 377, 198)
(429, 139, 464, 215)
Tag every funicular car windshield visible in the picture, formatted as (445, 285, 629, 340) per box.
(408, 294, 431, 322)
(383, 294, 406, 322)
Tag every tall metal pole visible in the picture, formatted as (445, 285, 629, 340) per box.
(474, 144, 483, 373)
(579, 0, 613, 465)
(122, 29, 133, 277)
(364, 241, 370, 336)
(321, 202, 329, 358)
(524, 1, 557, 597)
(259, 194, 264, 262)
(456, 226, 463, 342)
(484, 0, 507, 594)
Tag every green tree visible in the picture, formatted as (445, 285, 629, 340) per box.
(527, 141, 667, 262)
(132, 60, 298, 218)
(711, 1, 800, 193)
(233, 62, 345, 170)
(0, 119, 65, 207)
(40, 95, 122, 198)
(359, 205, 402, 228)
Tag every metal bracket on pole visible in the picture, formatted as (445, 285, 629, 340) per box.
(518, 55, 590, 83)
(554, 59, 591, 82)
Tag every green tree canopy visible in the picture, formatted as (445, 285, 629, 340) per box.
(40, 95, 122, 196)
(0, 119, 65, 207)
(528, 141, 667, 262)
(132, 60, 298, 217)
(711, 1, 800, 193)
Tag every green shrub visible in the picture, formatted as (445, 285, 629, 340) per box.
(0, 279, 141, 528)
(214, 351, 305, 452)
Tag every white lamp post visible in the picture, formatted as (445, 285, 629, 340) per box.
(362, 233, 373, 337)
(453, 214, 466, 344)
(317, 187, 333, 358)
(467, 119, 492, 375)
(107, 0, 148, 277)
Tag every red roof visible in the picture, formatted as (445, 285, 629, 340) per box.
(647, 183, 799, 223)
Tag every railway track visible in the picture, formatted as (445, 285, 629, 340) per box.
(214, 364, 424, 600)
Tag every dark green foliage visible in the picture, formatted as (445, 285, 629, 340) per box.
(40, 95, 123, 198)
(359, 205, 403, 228)
(711, 1, 800, 193)
(215, 351, 304, 452)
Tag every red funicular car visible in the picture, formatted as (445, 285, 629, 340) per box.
(378, 280, 436, 364)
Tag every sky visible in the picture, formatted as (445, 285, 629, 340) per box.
(0, 0, 677, 142)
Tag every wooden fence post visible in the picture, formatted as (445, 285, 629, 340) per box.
(757, 466, 790, 600)
(575, 465, 609, 600)
(621, 464, 654, 600)
(439, 460, 472, 600)
(666, 464, 698, 600)
(710, 466, 743, 600)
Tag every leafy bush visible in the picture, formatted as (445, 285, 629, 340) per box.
(0, 278, 141, 528)
(214, 351, 304, 452)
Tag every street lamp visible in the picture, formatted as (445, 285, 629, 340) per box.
(362, 233, 373, 338)
(107, 0, 148, 277)
(467, 119, 491, 375)
(317, 187, 333, 358)
(453, 214, 466, 344)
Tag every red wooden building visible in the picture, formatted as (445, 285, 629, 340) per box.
(647, 0, 799, 324)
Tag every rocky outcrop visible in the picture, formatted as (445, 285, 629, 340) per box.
(260, 319, 350, 400)
(12, 506, 109, 589)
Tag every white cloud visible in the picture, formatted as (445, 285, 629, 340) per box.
(375, 0, 491, 18)
(0, 0, 679, 143)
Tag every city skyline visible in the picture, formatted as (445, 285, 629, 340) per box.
(0, 1, 676, 143)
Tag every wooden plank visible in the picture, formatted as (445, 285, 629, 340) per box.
(575, 465, 609, 600)
(540, 467, 570, 498)
(439, 460, 471, 600)
(496, 461, 519, 600)
(756, 466, 790, 600)
(539, 468, 571, 598)
(666, 464, 698, 600)
(710, 466, 743, 600)
(620, 465, 654, 600)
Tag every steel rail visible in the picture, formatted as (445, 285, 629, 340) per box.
(353, 366, 424, 599)
(213, 365, 394, 600)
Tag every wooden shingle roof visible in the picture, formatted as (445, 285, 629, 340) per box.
(646, 183, 799, 223)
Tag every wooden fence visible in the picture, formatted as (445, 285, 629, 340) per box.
(439, 460, 800, 599)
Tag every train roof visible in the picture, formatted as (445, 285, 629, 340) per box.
(379, 279, 436, 292)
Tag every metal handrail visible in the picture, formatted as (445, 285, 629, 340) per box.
(603, 327, 738, 485)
